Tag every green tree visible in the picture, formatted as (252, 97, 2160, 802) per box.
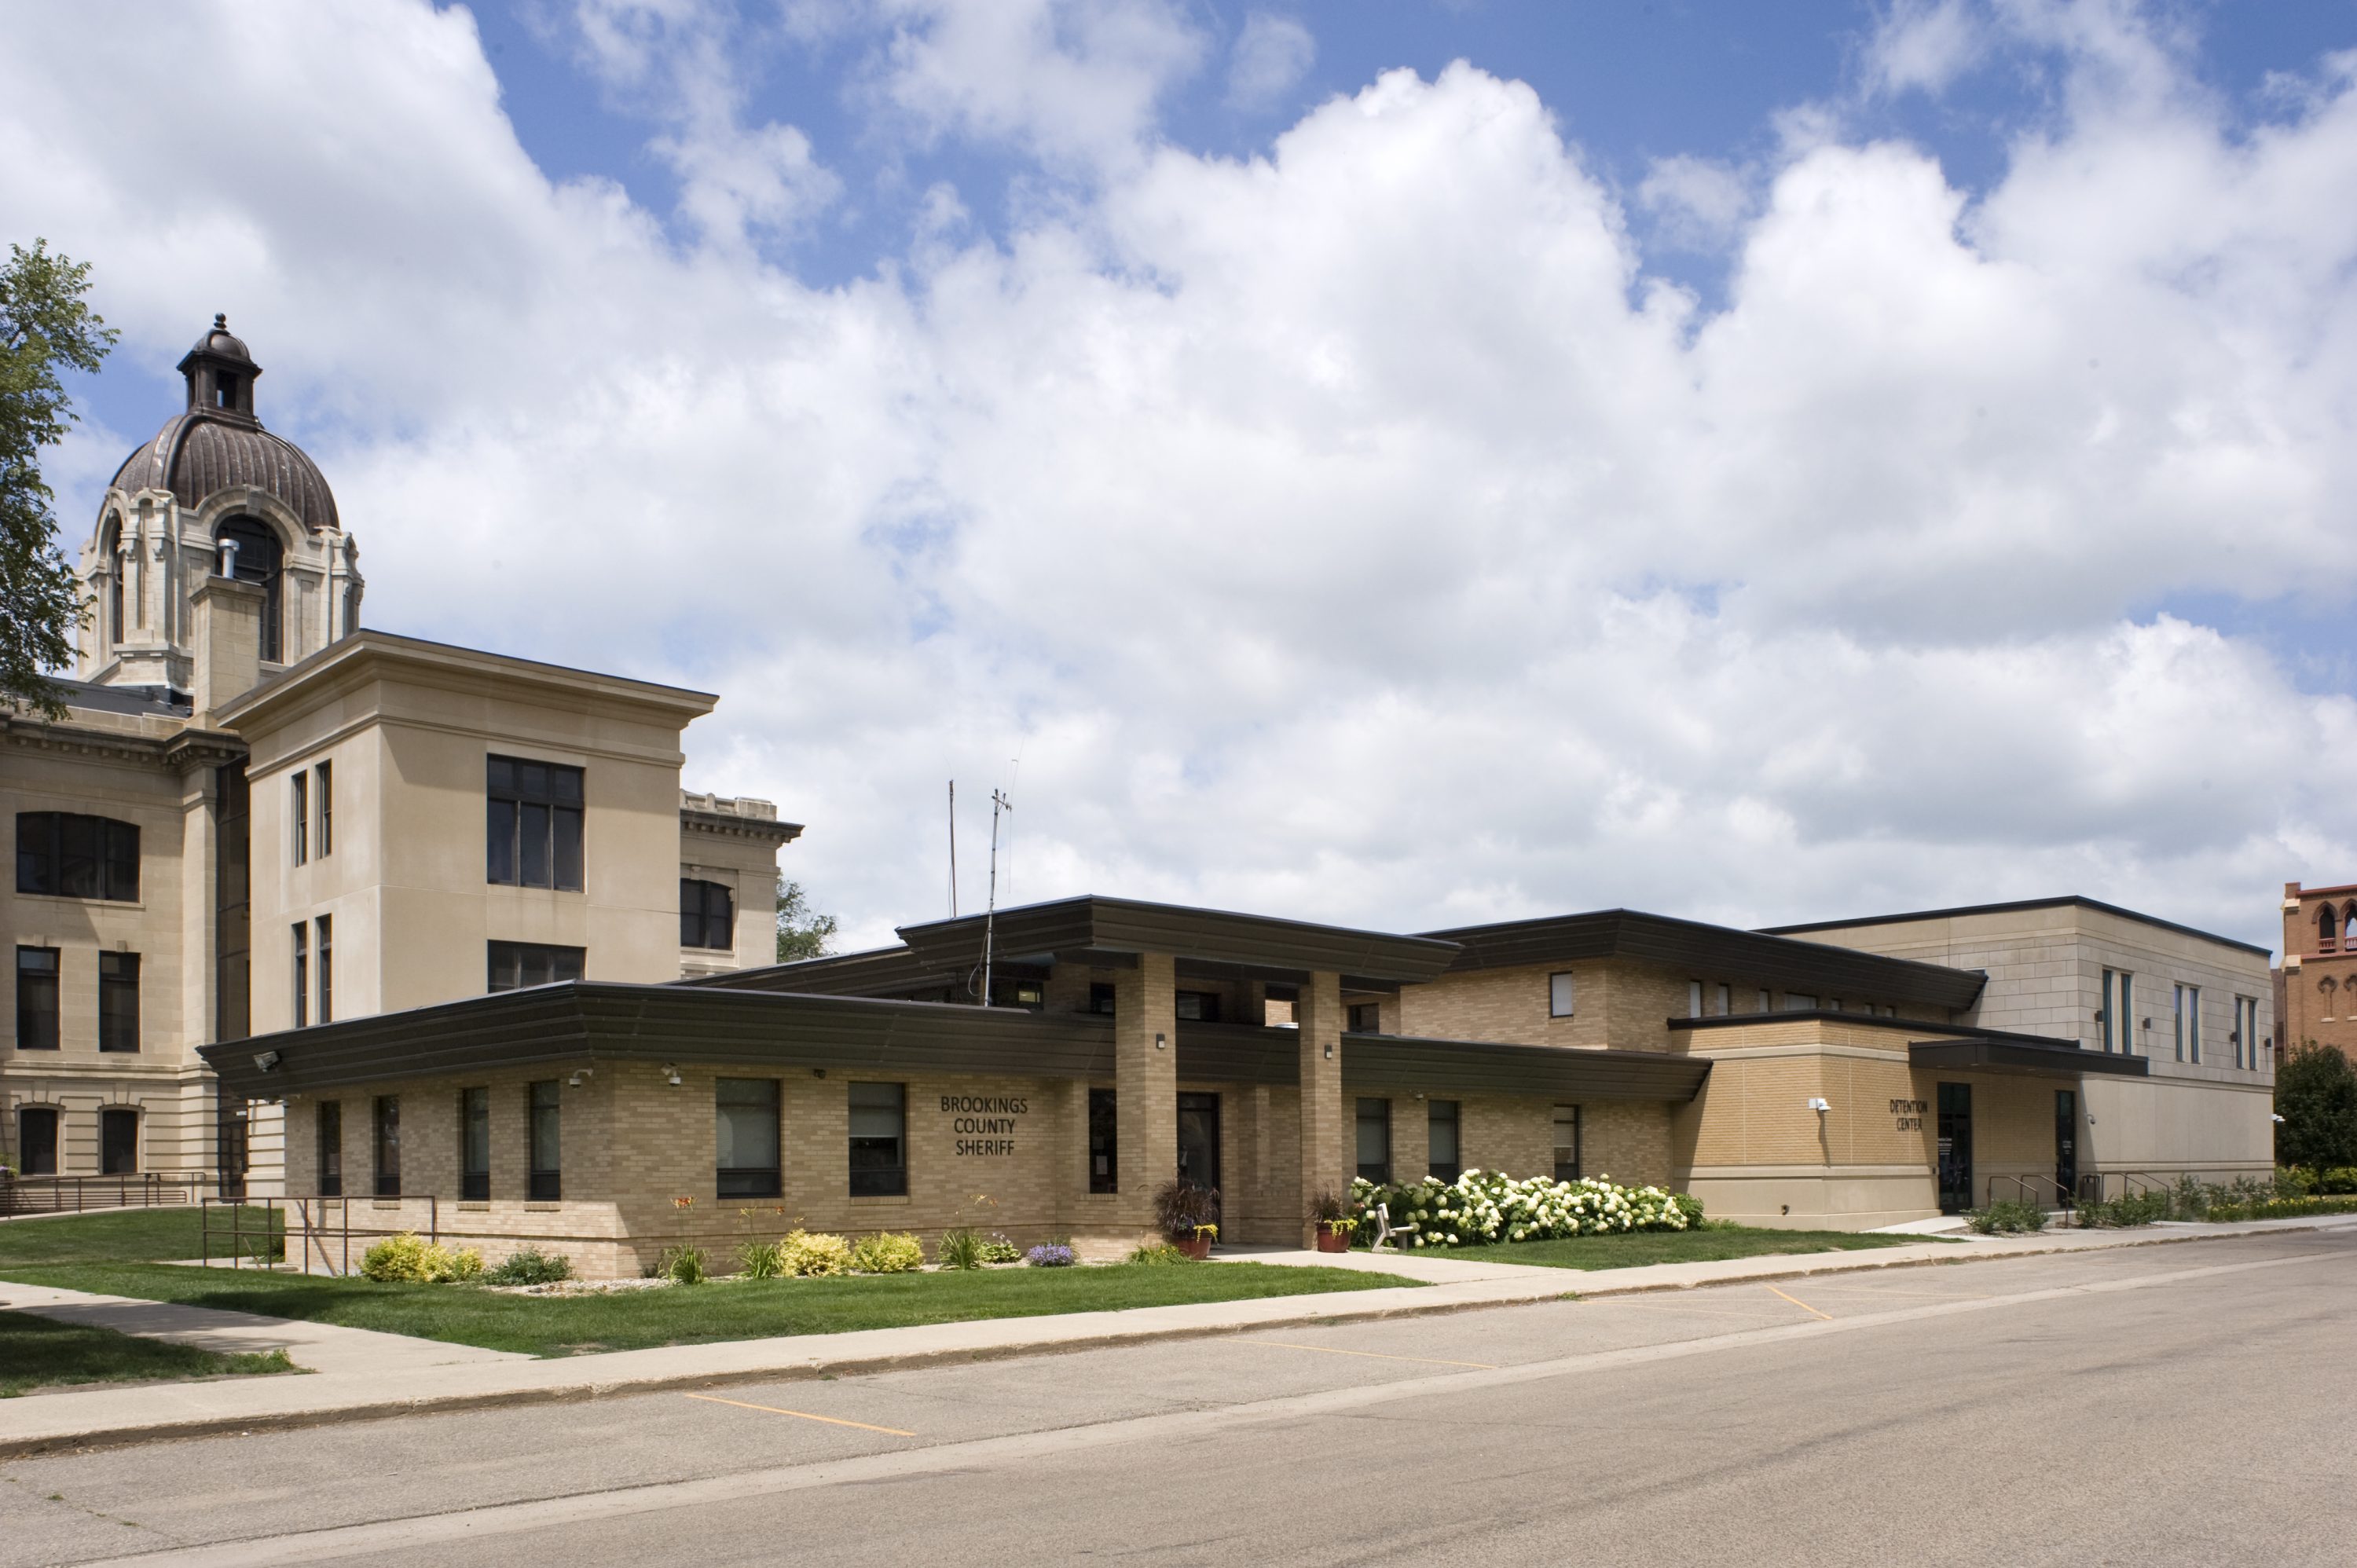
(775, 877, 839, 962)
(2275, 1042, 2357, 1171)
(2, 240, 115, 718)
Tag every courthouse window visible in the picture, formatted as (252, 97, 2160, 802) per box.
(1552, 1104, 1582, 1181)
(1088, 1087, 1118, 1194)
(487, 942, 585, 994)
(1355, 1097, 1391, 1184)
(680, 878, 735, 950)
(317, 761, 332, 856)
(1714, 983, 1732, 1017)
(21, 947, 67, 1050)
(292, 924, 309, 1028)
(374, 1096, 401, 1196)
(849, 1081, 907, 1196)
(16, 813, 140, 902)
(317, 1101, 343, 1198)
(486, 757, 584, 891)
(316, 916, 332, 1024)
(98, 952, 140, 1052)
(716, 1079, 781, 1198)
(529, 1081, 562, 1200)
(1687, 980, 1703, 1018)
(1428, 1099, 1461, 1182)
(100, 1108, 137, 1175)
(291, 772, 308, 866)
(1549, 972, 1576, 1018)
(460, 1087, 490, 1200)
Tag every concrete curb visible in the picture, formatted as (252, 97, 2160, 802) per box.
(2, 1215, 2347, 1459)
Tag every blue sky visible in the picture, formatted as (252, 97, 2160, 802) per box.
(13, 1, 2357, 951)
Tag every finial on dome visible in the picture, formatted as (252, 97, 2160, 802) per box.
(214, 312, 228, 332)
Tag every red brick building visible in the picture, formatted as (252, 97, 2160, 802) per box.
(2277, 881, 2357, 1061)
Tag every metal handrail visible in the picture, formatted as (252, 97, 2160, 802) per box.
(1986, 1174, 2073, 1211)
(0, 1172, 211, 1217)
(200, 1196, 284, 1269)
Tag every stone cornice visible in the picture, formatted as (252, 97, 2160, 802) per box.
(681, 808, 803, 844)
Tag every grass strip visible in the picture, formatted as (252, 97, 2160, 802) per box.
(0, 1309, 295, 1398)
(1409, 1225, 1937, 1271)
(0, 1207, 281, 1268)
(0, 1261, 1420, 1359)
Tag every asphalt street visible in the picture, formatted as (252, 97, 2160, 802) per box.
(6, 1229, 2352, 1567)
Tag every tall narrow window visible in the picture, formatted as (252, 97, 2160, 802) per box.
(317, 1101, 343, 1198)
(1714, 983, 1732, 1016)
(100, 1108, 137, 1175)
(1549, 972, 1576, 1018)
(1354, 1097, 1391, 1183)
(291, 772, 308, 866)
(1687, 980, 1703, 1018)
(1088, 1086, 1118, 1194)
(486, 756, 585, 891)
(2182, 984, 2201, 1063)
(529, 1081, 562, 1200)
(2100, 968, 2116, 1052)
(1755, 988, 1772, 1012)
(215, 763, 250, 1043)
(16, 1107, 57, 1175)
(716, 1078, 781, 1198)
(1552, 1105, 1583, 1181)
(373, 1096, 401, 1196)
(316, 761, 332, 857)
(216, 517, 283, 662)
(98, 952, 140, 1052)
(1428, 1099, 1461, 1182)
(849, 1081, 907, 1196)
(680, 878, 735, 950)
(2119, 973, 2135, 1055)
(291, 924, 309, 1028)
(16, 947, 60, 1050)
(460, 1087, 489, 1200)
(315, 916, 332, 1024)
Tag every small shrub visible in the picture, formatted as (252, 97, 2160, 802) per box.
(1671, 1192, 1706, 1226)
(483, 1246, 574, 1287)
(2321, 1167, 2357, 1196)
(850, 1232, 924, 1273)
(1152, 1180, 1220, 1240)
(978, 1233, 1023, 1265)
(778, 1229, 852, 1277)
(1125, 1242, 1190, 1265)
(2277, 1165, 2319, 1198)
(661, 1244, 709, 1284)
(737, 1239, 785, 1279)
(359, 1232, 482, 1284)
(1965, 1200, 2048, 1235)
(1025, 1244, 1076, 1267)
(2077, 1192, 2168, 1229)
(937, 1227, 985, 1270)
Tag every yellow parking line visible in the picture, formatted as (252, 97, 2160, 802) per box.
(1252, 1340, 1499, 1370)
(683, 1393, 916, 1436)
(1763, 1284, 1833, 1321)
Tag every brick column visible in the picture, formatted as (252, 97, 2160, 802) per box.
(1115, 954, 1178, 1229)
(1297, 969, 1345, 1245)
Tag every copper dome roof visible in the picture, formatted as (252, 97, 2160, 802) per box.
(106, 315, 339, 531)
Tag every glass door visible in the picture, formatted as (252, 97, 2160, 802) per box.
(1936, 1083, 1974, 1214)
(1175, 1093, 1222, 1232)
(2055, 1090, 2078, 1202)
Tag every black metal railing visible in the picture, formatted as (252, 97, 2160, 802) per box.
(0, 1171, 211, 1217)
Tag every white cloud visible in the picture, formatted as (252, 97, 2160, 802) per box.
(4, 2, 2356, 953)
(1637, 153, 1753, 252)
(1226, 13, 1315, 112)
(1864, 0, 1987, 97)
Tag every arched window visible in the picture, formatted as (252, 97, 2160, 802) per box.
(215, 516, 284, 662)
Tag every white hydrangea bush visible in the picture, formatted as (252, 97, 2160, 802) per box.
(1349, 1169, 1701, 1248)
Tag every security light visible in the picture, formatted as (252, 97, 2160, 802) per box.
(1154, 1032, 1167, 1051)
(567, 1068, 592, 1088)
(253, 1050, 281, 1072)
(1323, 1042, 1335, 1060)
(2271, 1113, 2286, 1124)
(1806, 1097, 1831, 1113)
(663, 1064, 683, 1086)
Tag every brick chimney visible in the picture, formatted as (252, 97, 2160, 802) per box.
(189, 574, 266, 725)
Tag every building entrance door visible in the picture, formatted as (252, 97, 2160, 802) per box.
(1176, 1093, 1222, 1230)
(2055, 1090, 2078, 1202)
(1936, 1083, 1974, 1214)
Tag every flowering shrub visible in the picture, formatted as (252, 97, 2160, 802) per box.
(360, 1232, 486, 1283)
(778, 1229, 853, 1276)
(1349, 1169, 1694, 1248)
(483, 1246, 573, 1286)
(977, 1233, 1024, 1265)
(1025, 1244, 1076, 1267)
(849, 1232, 925, 1273)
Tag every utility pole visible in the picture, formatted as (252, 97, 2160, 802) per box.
(981, 788, 1011, 1008)
(947, 780, 958, 918)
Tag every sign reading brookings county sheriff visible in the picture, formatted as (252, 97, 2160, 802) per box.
(944, 1094, 1029, 1157)
(1890, 1098, 1927, 1131)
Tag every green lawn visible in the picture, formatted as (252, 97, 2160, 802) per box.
(0, 1309, 294, 1398)
(1411, 1225, 1939, 1271)
(0, 1258, 1417, 1359)
(0, 1206, 281, 1267)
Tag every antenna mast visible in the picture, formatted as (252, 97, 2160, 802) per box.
(947, 780, 958, 918)
(981, 788, 1012, 1008)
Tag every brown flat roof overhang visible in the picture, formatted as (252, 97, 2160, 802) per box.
(1908, 1039, 2150, 1079)
(896, 896, 1462, 984)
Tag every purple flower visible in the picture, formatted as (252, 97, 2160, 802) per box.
(1025, 1244, 1076, 1268)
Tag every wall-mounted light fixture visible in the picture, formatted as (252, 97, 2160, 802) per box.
(663, 1063, 683, 1086)
(1322, 1042, 1335, 1060)
(1154, 1032, 1168, 1052)
(1806, 1097, 1831, 1113)
(813, 1067, 827, 1079)
(253, 1050, 281, 1073)
(2271, 1112, 2287, 1124)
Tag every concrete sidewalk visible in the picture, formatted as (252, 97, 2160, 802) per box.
(0, 1214, 2346, 1459)
(0, 1281, 528, 1376)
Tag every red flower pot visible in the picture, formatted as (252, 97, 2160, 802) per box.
(1314, 1229, 1350, 1253)
(1174, 1235, 1212, 1260)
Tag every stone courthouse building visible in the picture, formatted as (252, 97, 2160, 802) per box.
(2, 318, 792, 1188)
(13, 317, 2277, 1273)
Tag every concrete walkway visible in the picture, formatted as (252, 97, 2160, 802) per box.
(0, 1281, 529, 1376)
(0, 1214, 2347, 1459)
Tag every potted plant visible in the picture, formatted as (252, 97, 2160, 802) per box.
(1307, 1190, 1354, 1252)
(1153, 1179, 1221, 1260)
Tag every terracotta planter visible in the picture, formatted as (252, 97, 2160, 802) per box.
(1314, 1229, 1351, 1253)
(1173, 1235, 1212, 1260)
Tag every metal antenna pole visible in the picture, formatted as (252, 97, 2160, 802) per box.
(948, 780, 958, 918)
(981, 788, 1011, 1008)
